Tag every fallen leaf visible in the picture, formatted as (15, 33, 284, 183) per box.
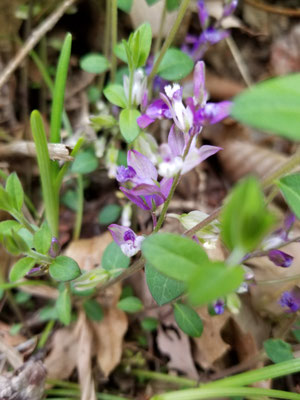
(157, 313, 198, 379)
(193, 307, 230, 370)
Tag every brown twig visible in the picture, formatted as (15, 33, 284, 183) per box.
(0, 0, 77, 91)
(244, 0, 300, 17)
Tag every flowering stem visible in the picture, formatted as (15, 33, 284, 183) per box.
(73, 174, 84, 240)
(110, 0, 118, 82)
(148, 0, 191, 86)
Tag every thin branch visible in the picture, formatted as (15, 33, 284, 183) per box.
(244, 0, 300, 17)
(0, 0, 77, 90)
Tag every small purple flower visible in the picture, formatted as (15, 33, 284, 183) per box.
(27, 265, 44, 277)
(137, 99, 171, 129)
(263, 213, 296, 250)
(197, 0, 209, 29)
(223, 0, 238, 18)
(158, 126, 221, 178)
(108, 224, 144, 257)
(49, 237, 60, 258)
(268, 249, 293, 268)
(116, 166, 136, 183)
(279, 289, 300, 313)
(213, 299, 225, 315)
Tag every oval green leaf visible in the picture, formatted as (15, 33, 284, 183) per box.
(141, 233, 209, 282)
(6, 173, 24, 212)
(157, 48, 194, 81)
(117, 296, 143, 313)
(49, 255, 81, 281)
(80, 53, 110, 74)
(98, 204, 121, 225)
(71, 150, 98, 174)
(103, 84, 128, 108)
(83, 299, 103, 321)
(145, 262, 185, 305)
(102, 241, 130, 271)
(56, 287, 72, 325)
(277, 173, 300, 219)
(174, 303, 203, 337)
(119, 109, 141, 143)
(231, 73, 300, 140)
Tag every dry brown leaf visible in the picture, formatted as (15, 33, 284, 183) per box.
(75, 311, 97, 400)
(20, 284, 58, 300)
(45, 327, 78, 380)
(157, 313, 198, 379)
(0, 321, 26, 347)
(92, 306, 128, 377)
(64, 232, 112, 272)
(193, 307, 230, 370)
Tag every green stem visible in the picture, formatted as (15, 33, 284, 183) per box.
(110, 0, 118, 82)
(202, 358, 300, 388)
(0, 279, 53, 290)
(153, 0, 167, 56)
(132, 369, 196, 387)
(45, 387, 130, 400)
(28, 249, 53, 264)
(38, 319, 55, 348)
(30, 110, 59, 237)
(261, 149, 300, 189)
(73, 174, 84, 240)
(152, 387, 300, 400)
(147, 0, 191, 86)
(98, 0, 111, 93)
(12, 211, 35, 234)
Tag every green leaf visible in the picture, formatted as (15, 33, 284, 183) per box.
(117, 0, 133, 12)
(102, 242, 130, 271)
(11, 230, 29, 252)
(90, 114, 117, 130)
(39, 305, 58, 321)
(166, 0, 181, 11)
(56, 286, 72, 325)
(33, 223, 52, 254)
(117, 296, 144, 313)
(231, 73, 300, 141)
(141, 317, 158, 331)
(277, 174, 300, 219)
(157, 48, 194, 81)
(0, 186, 13, 212)
(49, 256, 81, 281)
(61, 189, 78, 211)
(71, 149, 98, 174)
(264, 339, 294, 364)
(5, 173, 24, 211)
(83, 299, 103, 321)
(114, 42, 128, 63)
(145, 263, 185, 305)
(119, 109, 141, 143)
(9, 257, 36, 282)
(0, 221, 21, 241)
(87, 86, 101, 103)
(80, 53, 110, 74)
(129, 23, 152, 68)
(221, 177, 275, 253)
(72, 267, 110, 291)
(98, 204, 121, 225)
(173, 303, 203, 337)
(188, 262, 244, 306)
(141, 233, 208, 282)
(103, 84, 128, 108)
(50, 33, 72, 143)
(145, 0, 160, 5)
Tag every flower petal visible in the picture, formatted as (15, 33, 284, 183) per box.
(128, 150, 158, 183)
(168, 125, 185, 157)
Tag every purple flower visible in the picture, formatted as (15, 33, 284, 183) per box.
(117, 150, 173, 211)
(263, 213, 296, 250)
(49, 237, 60, 258)
(137, 99, 172, 129)
(223, 0, 238, 18)
(279, 289, 300, 313)
(138, 61, 232, 134)
(197, 0, 209, 29)
(213, 299, 225, 315)
(158, 126, 221, 178)
(268, 249, 293, 268)
(108, 224, 144, 257)
(116, 166, 136, 183)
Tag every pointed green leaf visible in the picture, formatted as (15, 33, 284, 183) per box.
(5, 173, 24, 211)
(264, 339, 294, 364)
(80, 53, 110, 74)
(277, 174, 300, 219)
(173, 303, 203, 337)
(0, 186, 13, 212)
(145, 263, 185, 305)
(33, 223, 52, 254)
(103, 84, 128, 108)
(9, 257, 36, 282)
(56, 286, 72, 325)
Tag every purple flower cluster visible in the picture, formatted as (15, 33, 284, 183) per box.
(138, 61, 231, 136)
(183, 0, 238, 61)
(279, 289, 300, 313)
(108, 225, 144, 257)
